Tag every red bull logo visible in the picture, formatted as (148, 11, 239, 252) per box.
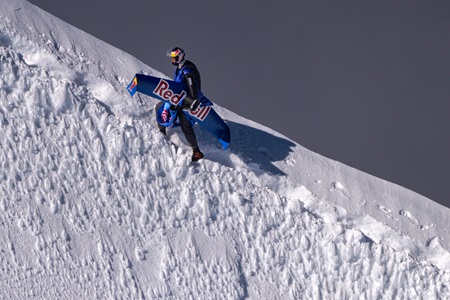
(189, 105, 211, 121)
(129, 77, 137, 90)
(153, 79, 186, 106)
(127, 77, 138, 96)
(169, 49, 182, 58)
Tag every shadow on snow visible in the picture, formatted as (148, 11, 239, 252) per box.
(197, 120, 296, 176)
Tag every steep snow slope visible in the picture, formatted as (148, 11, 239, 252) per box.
(0, 1, 449, 299)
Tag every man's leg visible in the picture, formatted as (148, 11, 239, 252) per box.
(178, 111, 199, 149)
(154, 102, 166, 135)
(178, 111, 204, 161)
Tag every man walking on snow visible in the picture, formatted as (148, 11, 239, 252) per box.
(155, 47, 212, 162)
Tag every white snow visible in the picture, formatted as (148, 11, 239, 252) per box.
(0, 1, 449, 299)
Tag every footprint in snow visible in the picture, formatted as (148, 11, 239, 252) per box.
(284, 156, 296, 166)
(377, 205, 399, 221)
(399, 210, 419, 226)
(331, 181, 350, 198)
(377, 205, 391, 214)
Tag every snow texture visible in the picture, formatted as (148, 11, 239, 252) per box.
(0, 1, 449, 299)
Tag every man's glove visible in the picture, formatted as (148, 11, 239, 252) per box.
(182, 95, 201, 111)
(190, 99, 200, 111)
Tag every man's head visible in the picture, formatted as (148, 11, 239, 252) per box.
(166, 47, 185, 66)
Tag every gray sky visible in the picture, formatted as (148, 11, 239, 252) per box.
(28, 0, 450, 209)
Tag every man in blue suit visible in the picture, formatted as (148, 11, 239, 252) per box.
(155, 47, 211, 161)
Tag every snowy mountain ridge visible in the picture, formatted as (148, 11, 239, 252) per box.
(0, 1, 449, 299)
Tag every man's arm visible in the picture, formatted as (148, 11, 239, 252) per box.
(182, 71, 201, 110)
(184, 72, 199, 99)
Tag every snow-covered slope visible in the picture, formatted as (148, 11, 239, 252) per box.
(1, 1, 449, 299)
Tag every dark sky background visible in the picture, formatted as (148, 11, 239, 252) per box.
(28, 0, 450, 209)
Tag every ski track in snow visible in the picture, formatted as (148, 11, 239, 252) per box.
(1, 3, 450, 299)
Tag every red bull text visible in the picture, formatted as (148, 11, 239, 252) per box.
(153, 79, 186, 106)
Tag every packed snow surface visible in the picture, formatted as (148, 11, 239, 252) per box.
(0, 1, 449, 299)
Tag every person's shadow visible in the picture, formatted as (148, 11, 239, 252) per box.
(196, 120, 296, 176)
(133, 100, 297, 176)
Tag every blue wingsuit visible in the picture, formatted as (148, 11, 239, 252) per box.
(155, 60, 212, 149)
